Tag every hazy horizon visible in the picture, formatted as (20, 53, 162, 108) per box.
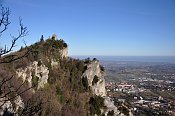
(72, 55, 175, 64)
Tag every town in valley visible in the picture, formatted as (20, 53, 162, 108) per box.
(102, 61, 175, 116)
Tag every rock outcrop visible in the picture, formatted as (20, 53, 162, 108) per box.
(104, 97, 124, 116)
(59, 47, 68, 59)
(0, 96, 24, 115)
(82, 60, 126, 116)
(0, 98, 14, 115)
(51, 59, 59, 68)
(16, 61, 49, 90)
(14, 96, 24, 112)
(82, 60, 106, 97)
(0, 35, 133, 116)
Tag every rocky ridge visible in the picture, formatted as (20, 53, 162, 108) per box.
(16, 61, 49, 90)
(0, 35, 132, 116)
(82, 60, 132, 116)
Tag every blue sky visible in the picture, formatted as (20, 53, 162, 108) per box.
(1, 0, 175, 56)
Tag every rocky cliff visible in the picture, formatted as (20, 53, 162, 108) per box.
(59, 46, 68, 59)
(82, 60, 131, 116)
(0, 35, 132, 116)
(82, 60, 106, 97)
(16, 61, 49, 90)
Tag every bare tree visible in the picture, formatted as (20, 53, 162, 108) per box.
(0, 5, 28, 61)
(0, 5, 42, 115)
(0, 66, 42, 116)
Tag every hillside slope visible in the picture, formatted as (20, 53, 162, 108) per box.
(0, 34, 132, 116)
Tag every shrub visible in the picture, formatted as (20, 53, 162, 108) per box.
(89, 96, 104, 115)
(107, 110, 114, 116)
(93, 58, 97, 61)
(82, 76, 89, 91)
(32, 75, 39, 86)
(76, 61, 84, 72)
(44, 83, 49, 90)
(40, 35, 44, 43)
(56, 85, 65, 103)
(100, 65, 105, 71)
(38, 60, 42, 66)
(63, 43, 68, 48)
(84, 58, 90, 64)
(83, 65, 88, 73)
(56, 85, 63, 95)
(59, 95, 64, 103)
(118, 106, 129, 116)
(53, 40, 59, 49)
(92, 75, 99, 86)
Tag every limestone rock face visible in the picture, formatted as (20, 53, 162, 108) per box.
(82, 60, 106, 97)
(104, 97, 122, 116)
(82, 60, 131, 116)
(0, 96, 24, 115)
(14, 96, 25, 112)
(51, 59, 59, 68)
(1, 61, 49, 115)
(0, 98, 14, 115)
(59, 47, 68, 59)
(16, 61, 49, 90)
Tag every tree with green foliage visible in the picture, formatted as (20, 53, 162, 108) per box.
(89, 96, 105, 115)
(40, 35, 44, 43)
(56, 85, 64, 103)
(100, 65, 105, 71)
(84, 57, 90, 64)
(92, 75, 99, 85)
(107, 110, 114, 116)
(82, 76, 89, 91)
(63, 43, 68, 48)
(118, 106, 129, 116)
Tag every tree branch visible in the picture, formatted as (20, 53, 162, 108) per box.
(0, 6, 10, 34)
(0, 17, 28, 56)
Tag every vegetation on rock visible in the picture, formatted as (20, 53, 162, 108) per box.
(92, 75, 99, 86)
(89, 95, 105, 115)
